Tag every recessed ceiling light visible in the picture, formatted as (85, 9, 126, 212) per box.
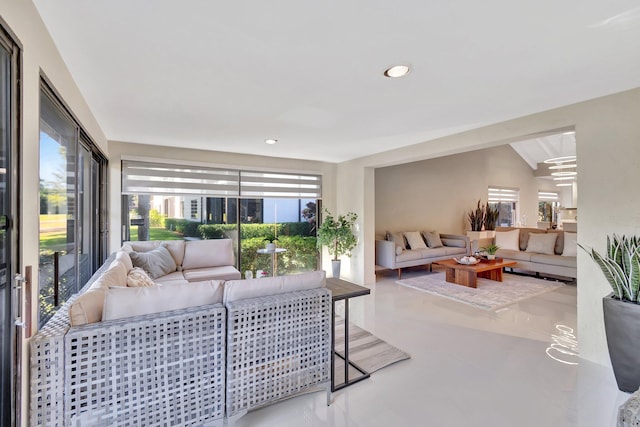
(383, 65, 410, 78)
(265, 139, 277, 145)
(556, 183, 573, 187)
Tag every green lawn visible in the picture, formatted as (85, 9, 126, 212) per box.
(129, 227, 184, 241)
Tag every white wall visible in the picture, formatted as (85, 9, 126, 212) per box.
(0, 1, 108, 424)
(339, 87, 640, 369)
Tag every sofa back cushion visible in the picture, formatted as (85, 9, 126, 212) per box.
(102, 280, 224, 321)
(182, 239, 235, 270)
(403, 231, 427, 250)
(123, 240, 186, 266)
(223, 270, 326, 304)
(562, 232, 578, 256)
(115, 250, 133, 272)
(525, 232, 557, 255)
(422, 231, 444, 248)
(386, 231, 406, 250)
(129, 244, 177, 279)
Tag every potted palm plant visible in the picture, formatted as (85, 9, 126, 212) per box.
(316, 208, 358, 278)
(580, 234, 640, 392)
(480, 243, 500, 260)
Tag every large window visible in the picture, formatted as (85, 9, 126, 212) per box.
(488, 187, 519, 227)
(121, 160, 322, 276)
(38, 83, 107, 327)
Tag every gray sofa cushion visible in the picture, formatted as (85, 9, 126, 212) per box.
(386, 231, 406, 250)
(130, 244, 177, 279)
(420, 247, 449, 258)
(422, 231, 443, 248)
(525, 233, 557, 255)
(396, 250, 424, 263)
(441, 238, 466, 248)
(496, 249, 532, 262)
(445, 247, 467, 256)
(530, 254, 577, 268)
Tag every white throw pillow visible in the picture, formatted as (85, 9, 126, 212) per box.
(495, 229, 520, 251)
(395, 246, 403, 256)
(403, 231, 427, 250)
(562, 232, 578, 256)
(102, 280, 224, 321)
(526, 233, 558, 255)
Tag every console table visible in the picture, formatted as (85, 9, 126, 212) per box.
(325, 277, 371, 391)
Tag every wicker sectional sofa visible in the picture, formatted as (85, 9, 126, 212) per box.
(375, 231, 471, 278)
(30, 239, 331, 427)
(493, 227, 577, 279)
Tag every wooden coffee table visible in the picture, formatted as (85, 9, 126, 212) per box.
(433, 258, 517, 288)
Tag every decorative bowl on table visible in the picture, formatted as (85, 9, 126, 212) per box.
(454, 256, 481, 265)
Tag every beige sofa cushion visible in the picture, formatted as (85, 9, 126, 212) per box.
(530, 253, 576, 268)
(386, 231, 406, 250)
(495, 229, 520, 251)
(68, 259, 128, 326)
(525, 233, 557, 255)
(223, 270, 326, 304)
(403, 231, 427, 250)
(182, 239, 235, 270)
(562, 232, 577, 256)
(183, 266, 242, 282)
(102, 280, 224, 321)
(115, 250, 133, 272)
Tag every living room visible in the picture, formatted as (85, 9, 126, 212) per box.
(2, 1, 640, 426)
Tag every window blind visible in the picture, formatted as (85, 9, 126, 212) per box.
(488, 187, 519, 202)
(122, 160, 240, 196)
(122, 160, 322, 199)
(240, 171, 322, 198)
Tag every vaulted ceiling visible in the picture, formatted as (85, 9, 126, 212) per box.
(33, 1, 640, 162)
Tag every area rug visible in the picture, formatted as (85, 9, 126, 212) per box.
(334, 318, 410, 373)
(396, 272, 564, 311)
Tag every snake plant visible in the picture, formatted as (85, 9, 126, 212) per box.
(580, 235, 640, 302)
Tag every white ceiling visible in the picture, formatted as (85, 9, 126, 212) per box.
(33, 1, 640, 163)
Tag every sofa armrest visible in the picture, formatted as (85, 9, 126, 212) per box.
(375, 239, 397, 268)
(440, 234, 471, 253)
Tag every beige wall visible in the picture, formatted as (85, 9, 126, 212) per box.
(374, 144, 560, 237)
(1, 1, 108, 425)
(108, 140, 337, 253)
(339, 87, 640, 368)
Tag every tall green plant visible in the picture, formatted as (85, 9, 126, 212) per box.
(484, 203, 500, 230)
(580, 235, 640, 302)
(468, 200, 485, 231)
(316, 209, 358, 261)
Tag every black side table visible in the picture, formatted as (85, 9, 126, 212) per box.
(325, 277, 371, 391)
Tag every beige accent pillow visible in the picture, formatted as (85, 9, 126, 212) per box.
(562, 232, 578, 256)
(526, 232, 558, 255)
(182, 239, 235, 270)
(130, 244, 177, 279)
(403, 231, 427, 250)
(395, 246, 403, 256)
(422, 231, 443, 248)
(495, 229, 520, 251)
(102, 280, 224, 321)
(126, 267, 156, 287)
(115, 250, 133, 272)
(223, 270, 326, 304)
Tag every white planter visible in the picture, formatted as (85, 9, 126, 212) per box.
(265, 242, 276, 251)
(466, 230, 496, 240)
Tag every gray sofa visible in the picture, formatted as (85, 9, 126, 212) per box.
(493, 227, 577, 279)
(30, 240, 331, 427)
(376, 231, 470, 278)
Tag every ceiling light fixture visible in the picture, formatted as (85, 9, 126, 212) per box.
(553, 176, 576, 181)
(264, 139, 278, 145)
(544, 155, 576, 164)
(551, 171, 577, 177)
(549, 164, 577, 170)
(562, 131, 576, 135)
(556, 183, 573, 187)
(383, 65, 410, 78)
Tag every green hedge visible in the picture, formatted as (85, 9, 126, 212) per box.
(240, 235, 318, 276)
(164, 218, 201, 237)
